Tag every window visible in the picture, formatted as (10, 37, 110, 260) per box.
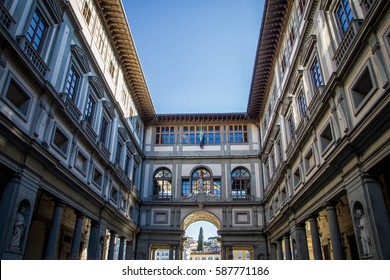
(304, 148, 315, 174)
(65, 65, 80, 101)
(26, 10, 47, 52)
(229, 125, 248, 143)
(115, 141, 123, 166)
(297, 91, 308, 118)
(293, 167, 301, 187)
(153, 168, 172, 197)
(320, 123, 334, 153)
(311, 57, 323, 89)
(4, 78, 32, 118)
(84, 91, 96, 125)
(337, 0, 353, 33)
(281, 186, 287, 202)
(191, 168, 212, 194)
(350, 66, 376, 110)
(287, 112, 295, 141)
(110, 187, 118, 203)
(281, 53, 287, 74)
(52, 126, 69, 155)
(276, 138, 283, 165)
(81, 0, 95, 29)
(213, 179, 221, 197)
(264, 159, 269, 186)
(124, 152, 132, 178)
(298, 0, 307, 20)
(99, 115, 110, 147)
(93, 167, 103, 189)
(181, 179, 190, 196)
(204, 125, 221, 143)
(156, 126, 175, 144)
(231, 168, 251, 197)
(75, 149, 88, 174)
(94, 19, 107, 56)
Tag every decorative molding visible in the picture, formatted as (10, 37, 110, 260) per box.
(71, 44, 90, 74)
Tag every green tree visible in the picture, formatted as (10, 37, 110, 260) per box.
(197, 227, 204, 251)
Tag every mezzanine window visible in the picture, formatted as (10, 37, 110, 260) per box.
(229, 125, 247, 143)
(156, 126, 175, 144)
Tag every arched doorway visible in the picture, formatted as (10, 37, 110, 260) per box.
(181, 211, 221, 260)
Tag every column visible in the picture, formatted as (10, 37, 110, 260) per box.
(270, 243, 277, 260)
(227, 246, 233, 260)
(276, 239, 283, 260)
(43, 201, 64, 259)
(125, 240, 133, 260)
(283, 234, 292, 260)
(175, 244, 180, 260)
(326, 203, 344, 260)
(118, 236, 125, 260)
(69, 212, 84, 260)
(107, 230, 116, 260)
(309, 215, 323, 260)
(169, 245, 174, 260)
(291, 223, 309, 260)
(221, 246, 226, 260)
(87, 221, 101, 260)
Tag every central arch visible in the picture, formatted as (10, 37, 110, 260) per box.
(181, 210, 221, 231)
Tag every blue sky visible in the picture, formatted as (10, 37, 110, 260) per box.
(185, 221, 218, 240)
(123, 0, 264, 114)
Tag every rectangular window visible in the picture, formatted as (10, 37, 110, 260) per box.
(93, 167, 103, 189)
(110, 187, 118, 203)
(287, 113, 295, 141)
(65, 65, 80, 101)
(52, 127, 69, 155)
(213, 179, 221, 197)
(320, 123, 334, 153)
(350, 66, 376, 110)
(4, 79, 32, 118)
(156, 126, 175, 144)
(26, 10, 47, 51)
(100, 116, 110, 146)
(182, 179, 190, 196)
(337, 0, 353, 33)
(304, 148, 315, 174)
(229, 125, 248, 143)
(84, 92, 96, 125)
(75, 149, 88, 173)
(81, 0, 95, 30)
(115, 141, 122, 165)
(311, 57, 323, 89)
(297, 91, 308, 118)
(293, 167, 301, 187)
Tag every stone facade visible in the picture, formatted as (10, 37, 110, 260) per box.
(0, 0, 389, 260)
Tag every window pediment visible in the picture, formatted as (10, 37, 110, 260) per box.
(42, 0, 63, 24)
(301, 35, 317, 67)
(71, 45, 90, 74)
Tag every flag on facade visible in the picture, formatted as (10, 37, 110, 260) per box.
(199, 126, 205, 149)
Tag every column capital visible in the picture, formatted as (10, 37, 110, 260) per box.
(308, 213, 319, 220)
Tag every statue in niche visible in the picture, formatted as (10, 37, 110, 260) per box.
(9, 206, 26, 249)
(197, 178, 204, 194)
(355, 209, 372, 256)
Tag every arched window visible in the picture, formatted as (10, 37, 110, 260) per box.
(153, 168, 172, 196)
(191, 168, 212, 194)
(231, 168, 251, 197)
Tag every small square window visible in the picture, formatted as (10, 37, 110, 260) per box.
(320, 123, 334, 153)
(52, 127, 69, 155)
(304, 148, 315, 174)
(293, 167, 301, 188)
(4, 79, 32, 119)
(350, 65, 377, 111)
(75, 149, 88, 174)
(93, 168, 103, 188)
(110, 187, 118, 203)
